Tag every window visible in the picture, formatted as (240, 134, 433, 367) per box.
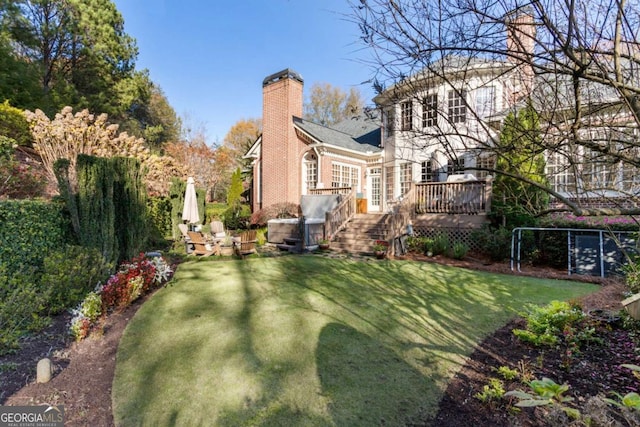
(385, 166, 394, 201)
(400, 101, 413, 131)
(384, 109, 394, 137)
(475, 86, 495, 119)
(422, 94, 438, 127)
(304, 153, 317, 191)
(582, 149, 616, 191)
(447, 157, 465, 175)
(546, 152, 576, 193)
(331, 163, 359, 189)
(448, 89, 466, 123)
(400, 162, 412, 195)
(421, 160, 437, 182)
(474, 155, 495, 180)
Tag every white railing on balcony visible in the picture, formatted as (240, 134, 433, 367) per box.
(309, 186, 353, 195)
(413, 179, 492, 214)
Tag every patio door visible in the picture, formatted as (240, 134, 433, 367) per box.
(367, 167, 381, 212)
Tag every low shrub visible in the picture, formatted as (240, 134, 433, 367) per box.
(451, 242, 469, 260)
(623, 258, 640, 293)
(72, 254, 174, 340)
(250, 202, 299, 227)
(0, 199, 72, 278)
(0, 266, 49, 354)
(432, 233, 449, 256)
(40, 245, 112, 314)
(223, 203, 251, 230)
(512, 301, 584, 347)
(471, 226, 512, 261)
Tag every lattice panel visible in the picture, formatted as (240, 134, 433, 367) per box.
(412, 226, 481, 253)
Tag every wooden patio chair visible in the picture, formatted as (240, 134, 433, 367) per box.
(234, 230, 257, 257)
(178, 223, 194, 254)
(209, 220, 227, 243)
(187, 231, 218, 256)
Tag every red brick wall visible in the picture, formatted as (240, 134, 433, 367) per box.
(260, 74, 304, 210)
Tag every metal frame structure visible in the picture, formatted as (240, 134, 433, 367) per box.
(510, 227, 635, 278)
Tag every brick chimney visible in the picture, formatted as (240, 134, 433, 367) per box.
(260, 69, 304, 209)
(505, 7, 536, 102)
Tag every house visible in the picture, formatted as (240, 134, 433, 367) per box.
(245, 8, 537, 216)
(245, 69, 383, 213)
(245, 8, 637, 253)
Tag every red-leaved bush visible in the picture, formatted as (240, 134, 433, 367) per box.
(71, 253, 174, 340)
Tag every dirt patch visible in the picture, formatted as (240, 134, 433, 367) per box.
(1, 294, 152, 426)
(0, 254, 631, 426)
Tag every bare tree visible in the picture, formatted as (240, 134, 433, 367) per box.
(304, 82, 366, 126)
(351, 0, 640, 215)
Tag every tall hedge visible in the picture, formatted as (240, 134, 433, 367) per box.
(112, 157, 148, 260)
(0, 199, 72, 277)
(77, 154, 118, 264)
(169, 178, 186, 239)
(75, 154, 148, 264)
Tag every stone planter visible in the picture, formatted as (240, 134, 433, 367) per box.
(319, 243, 330, 250)
(374, 250, 386, 259)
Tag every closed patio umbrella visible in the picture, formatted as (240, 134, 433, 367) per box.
(182, 177, 200, 225)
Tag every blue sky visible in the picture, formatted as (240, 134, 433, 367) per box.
(113, 0, 377, 145)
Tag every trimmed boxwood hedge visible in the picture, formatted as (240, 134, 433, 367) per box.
(0, 199, 73, 277)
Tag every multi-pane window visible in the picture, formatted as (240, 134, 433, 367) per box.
(582, 149, 616, 191)
(400, 162, 412, 195)
(304, 153, 317, 190)
(422, 94, 438, 127)
(331, 163, 359, 189)
(421, 160, 436, 182)
(400, 101, 413, 131)
(475, 86, 495, 119)
(474, 155, 495, 180)
(546, 152, 577, 193)
(385, 166, 394, 201)
(448, 89, 467, 123)
(447, 157, 465, 175)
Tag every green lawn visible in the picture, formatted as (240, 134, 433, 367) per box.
(112, 256, 598, 426)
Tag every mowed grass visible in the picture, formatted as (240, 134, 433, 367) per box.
(112, 255, 598, 426)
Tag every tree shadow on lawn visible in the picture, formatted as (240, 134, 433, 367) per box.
(316, 322, 433, 426)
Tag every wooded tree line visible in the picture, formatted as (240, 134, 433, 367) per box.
(0, 0, 180, 150)
(0, 0, 366, 201)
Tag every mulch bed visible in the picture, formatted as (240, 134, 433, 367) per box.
(0, 253, 632, 426)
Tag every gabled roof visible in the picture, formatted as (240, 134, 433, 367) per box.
(293, 113, 382, 154)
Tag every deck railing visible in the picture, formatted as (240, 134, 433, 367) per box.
(413, 179, 492, 214)
(388, 187, 415, 256)
(309, 186, 353, 195)
(325, 188, 356, 240)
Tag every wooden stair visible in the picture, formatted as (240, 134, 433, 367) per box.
(329, 213, 392, 255)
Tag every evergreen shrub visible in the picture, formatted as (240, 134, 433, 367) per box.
(40, 245, 112, 314)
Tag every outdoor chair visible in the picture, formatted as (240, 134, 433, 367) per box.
(178, 223, 194, 254)
(209, 220, 227, 243)
(234, 230, 257, 257)
(187, 231, 218, 256)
